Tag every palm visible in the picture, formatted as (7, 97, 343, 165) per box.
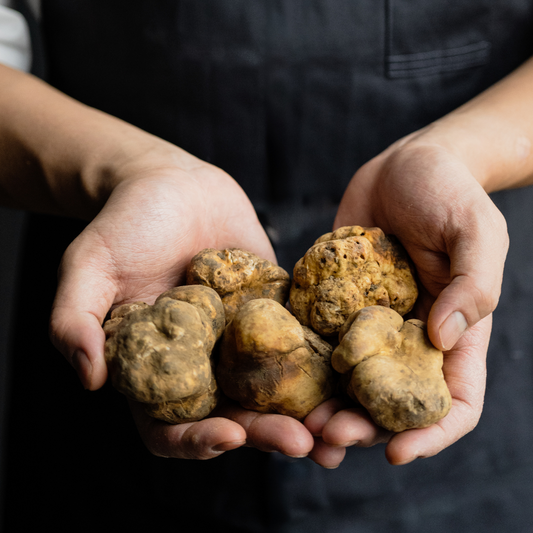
(72, 167, 275, 306)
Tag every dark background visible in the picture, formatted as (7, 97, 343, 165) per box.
(0, 207, 25, 527)
(3, 1, 533, 531)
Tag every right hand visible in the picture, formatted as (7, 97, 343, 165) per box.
(49, 143, 318, 460)
(305, 133, 507, 466)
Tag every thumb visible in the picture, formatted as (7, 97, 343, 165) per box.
(49, 245, 116, 391)
(427, 211, 509, 351)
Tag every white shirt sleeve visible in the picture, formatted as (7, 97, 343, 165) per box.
(0, 1, 32, 72)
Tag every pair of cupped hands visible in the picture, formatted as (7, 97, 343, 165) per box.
(50, 128, 507, 469)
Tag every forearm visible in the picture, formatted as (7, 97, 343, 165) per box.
(409, 55, 533, 193)
(0, 64, 177, 219)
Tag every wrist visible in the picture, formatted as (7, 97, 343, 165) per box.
(68, 118, 174, 218)
(39, 107, 184, 220)
(397, 56, 533, 194)
(412, 115, 530, 193)
(0, 65, 197, 220)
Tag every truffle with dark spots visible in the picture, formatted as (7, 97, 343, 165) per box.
(186, 248, 290, 324)
(290, 226, 418, 337)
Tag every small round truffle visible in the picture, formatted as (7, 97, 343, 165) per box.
(104, 285, 225, 423)
(332, 306, 452, 432)
(290, 226, 418, 337)
(186, 248, 290, 323)
(217, 299, 335, 420)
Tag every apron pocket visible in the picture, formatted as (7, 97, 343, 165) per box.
(385, 0, 492, 79)
(387, 40, 491, 78)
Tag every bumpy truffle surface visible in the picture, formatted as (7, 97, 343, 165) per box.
(144, 370, 220, 424)
(290, 226, 418, 337)
(217, 299, 334, 420)
(332, 306, 452, 432)
(186, 248, 290, 324)
(104, 285, 225, 423)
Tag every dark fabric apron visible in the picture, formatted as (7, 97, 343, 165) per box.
(4, 2, 533, 532)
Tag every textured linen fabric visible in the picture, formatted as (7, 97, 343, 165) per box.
(3, 2, 533, 532)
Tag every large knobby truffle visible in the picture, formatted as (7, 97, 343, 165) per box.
(217, 298, 334, 420)
(104, 285, 225, 424)
(290, 226, 418, 337)
(186, 248, 290, 324)
(332, 306, 452, 432)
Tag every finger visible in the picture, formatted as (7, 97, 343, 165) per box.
(49, 237, 116, 390)
(428, 194, 508, 351)
(385, 315, 490, 465)
(304, 397, 347, 436)
(130, 401, 247, 459)
(307, 437, 346, 469)
(218, 401, 314, 458)
(321, 408, 393, 448)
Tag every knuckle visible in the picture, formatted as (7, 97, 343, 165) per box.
(146, 444, 170, 459)
(469, 281, 500, 320)
(456, 398, 484, 437)
(181, 427, 214, 460)
(479, 288, 500, 316)
(142, 437, 166, 458)
(47, 314, 70, 360)
(464, 409, 482, 435)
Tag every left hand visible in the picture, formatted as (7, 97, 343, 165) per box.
(304, 132, 508, 466)
(49, 144, 317, 461)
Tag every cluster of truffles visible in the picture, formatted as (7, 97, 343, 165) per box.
(104, 226, 452, 432)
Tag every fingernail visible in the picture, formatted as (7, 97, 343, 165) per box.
(285, 453, 308, 459)
(323, 464, 341, 470)
(72, 349, 93, 389)
(212, 440, 246, 453)
(439, 311, 467, 351)
(339, 440, 359, 447)
(393, 456, 417, 466)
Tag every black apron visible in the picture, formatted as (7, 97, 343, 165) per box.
(4, 2, 533, 532)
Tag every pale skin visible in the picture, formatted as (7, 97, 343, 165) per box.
(1, 55, 533, 468)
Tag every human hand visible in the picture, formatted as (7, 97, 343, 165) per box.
(305, 133, 508, 466)
(48, 143, 316, 460)
(0, 65, 318, 461)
